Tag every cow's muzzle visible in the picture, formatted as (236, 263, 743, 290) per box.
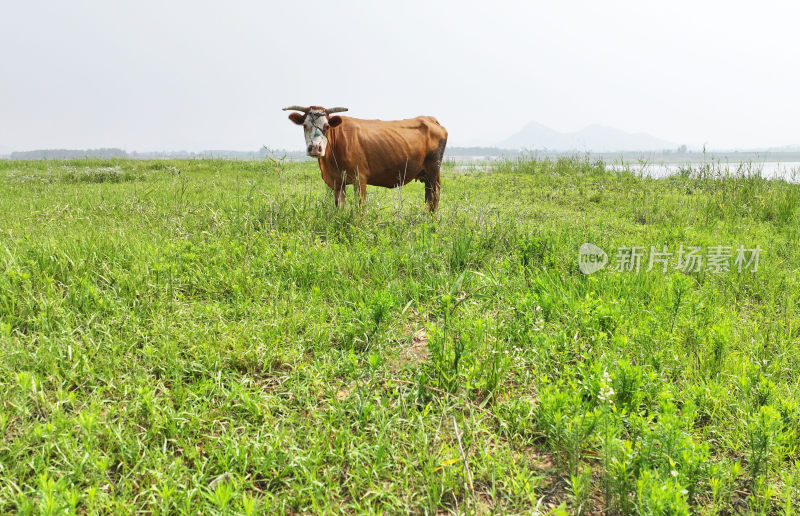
(307, 143, 324, 157)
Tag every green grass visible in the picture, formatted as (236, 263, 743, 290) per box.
(1, 157, 799, 514)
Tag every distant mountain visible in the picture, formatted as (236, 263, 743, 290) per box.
(499, 121, 676, 152)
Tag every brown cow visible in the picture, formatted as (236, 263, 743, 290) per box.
(284, 105, 448, 211)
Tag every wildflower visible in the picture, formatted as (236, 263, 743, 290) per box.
(598, 369, 615, 404)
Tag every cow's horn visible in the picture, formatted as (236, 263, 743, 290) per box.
(326, 107, 348, 114)
(282, 105, 311, 112)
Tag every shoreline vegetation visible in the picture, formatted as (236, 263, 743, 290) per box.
(3, 147, 800, 165)
(1, 157, 798, 513)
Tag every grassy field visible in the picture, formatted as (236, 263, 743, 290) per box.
(1, 157, 799, 514)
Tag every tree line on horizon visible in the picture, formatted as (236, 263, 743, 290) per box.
(4, 148, 283, 160)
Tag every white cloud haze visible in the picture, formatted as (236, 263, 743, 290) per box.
(1, 0, 798, 152)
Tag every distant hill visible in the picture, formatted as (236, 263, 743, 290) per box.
(499, 121, 677, 152)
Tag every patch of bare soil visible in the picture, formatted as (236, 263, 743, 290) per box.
(391, 328, 430, 372)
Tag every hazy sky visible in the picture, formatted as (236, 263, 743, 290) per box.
(1, 1, 798, 152)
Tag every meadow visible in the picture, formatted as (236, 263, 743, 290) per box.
(1, 156, 799, 514)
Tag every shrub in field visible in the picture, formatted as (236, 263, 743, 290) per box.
(746, 405, 782, 491)
(635, 470, 691, 516)
(535, 382, 599, 475)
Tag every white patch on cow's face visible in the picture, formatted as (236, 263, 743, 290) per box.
(303, 110, 330, 158)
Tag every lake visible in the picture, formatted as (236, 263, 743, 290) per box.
(606, 161, 800, 182)
(451, 160, 800, 182)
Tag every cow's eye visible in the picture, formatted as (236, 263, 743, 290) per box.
(323, 123, 330, 131)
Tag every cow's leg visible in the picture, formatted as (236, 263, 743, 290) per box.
(355, 176, 367, 207)
(423, 172, 440, 212)
(353, 166, 367, 207)
(334, 181, 346, 207)
(423, 138, 446, 212)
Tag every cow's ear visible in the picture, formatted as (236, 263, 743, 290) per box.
(288, 112, 307, 125)
(328, 115, 343, 128)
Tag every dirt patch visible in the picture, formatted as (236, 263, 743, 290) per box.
(335, 386, 351, 401)
(391, 328, 430, 372)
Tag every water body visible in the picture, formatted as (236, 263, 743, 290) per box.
(606, 161, 800, 182)
(451, 161, 800, 182)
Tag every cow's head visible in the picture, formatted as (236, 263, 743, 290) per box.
(283, 105, 348, 158)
